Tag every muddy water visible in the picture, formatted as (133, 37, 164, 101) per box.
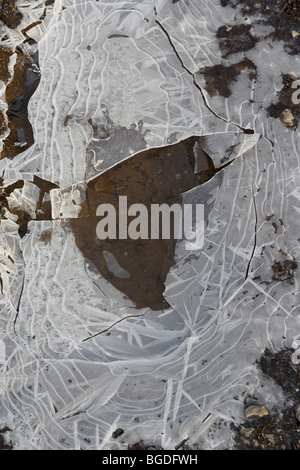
(70, 137, 215, 310)
(0, 129, 216, 310)
(1, 51, 41, 160)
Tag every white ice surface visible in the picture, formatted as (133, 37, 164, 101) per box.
(0, 0, 299, 450)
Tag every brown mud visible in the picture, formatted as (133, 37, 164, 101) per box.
(70, 136, 216, 310)
(199, 58, 257, 98)
(204, 0, 300, 128)
(272, 258, 297, 281)
(0, 46, 12, 83)
(0, 0, 23, 30)
(217, 24, 257, 58)
(221, 0, 300, 55)
(1, 50, 40, 160)
(202, 0, 300, 105)
(0, 0, 43, 161)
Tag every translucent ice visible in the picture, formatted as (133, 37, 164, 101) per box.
(0, 0, 299, 450)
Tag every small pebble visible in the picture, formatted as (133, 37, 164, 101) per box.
(264, 433, 276, 445)
(244, 404, 269, 419)
(240, 426, 253, 438)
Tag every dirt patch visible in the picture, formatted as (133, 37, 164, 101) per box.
(221, 0, 300, 55)
(1, 50, 40, 160)
(215, 1, 300, 125)
(39, 229, 53, 244)
(0, 109, 8, 140)
(260, 348, 300, 395)
(267, 73, 300, 128)
(272, 258, 297, 281)
(0, 0, 49, 161)
(233, 348, 300, 450)
(198, 58, 257, 98)
(0, 0, 23, 30)
(217, 24, 257, 58)
(0, 46, 12, 83)
(240, 0, 300, 27)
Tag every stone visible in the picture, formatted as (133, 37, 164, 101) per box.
(280, 108, 295, 127)
(244, 404, 270, 420)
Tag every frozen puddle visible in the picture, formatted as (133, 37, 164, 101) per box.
(0, 0, 299, 450)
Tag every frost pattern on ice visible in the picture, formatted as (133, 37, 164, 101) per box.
(0, 0, 299, 450)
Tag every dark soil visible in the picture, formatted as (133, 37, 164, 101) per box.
(0, 0, 46, 162)
(233, 348, 300, 450)
(267, 73, 300, 128)
(221, 0, 300, 55)
(260, 348, 300, 395)
(216, 1, 300, 127)
(0, 109, 8, 141)
(217, 24, 257, 58)
(1, 50, 40, 160)
(199, 58, 257, 98)
(272, 258, 297, 281)
(0, 0, 23, 30)
(0, 46, 12, 83)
